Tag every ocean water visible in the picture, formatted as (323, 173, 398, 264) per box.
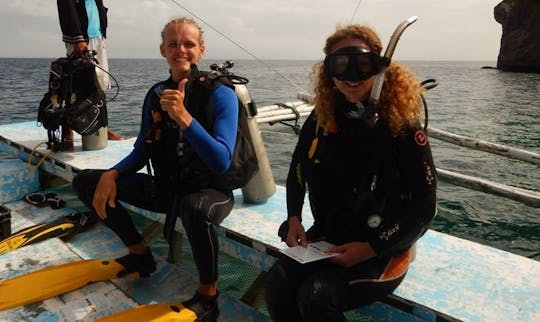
(0, 58, 539, 259)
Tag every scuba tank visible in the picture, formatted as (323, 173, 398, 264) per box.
(80, 51, 108, 151)
(208, 61, 276, 203)
(82, 126, 108, 151)
(235, 84, 276, 203)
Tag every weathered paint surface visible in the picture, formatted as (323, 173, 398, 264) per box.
(0, 159, 40, 204)
(0, 196, 270, 322)
(1, 121, 539, 322)
(399, 230, 540, 322)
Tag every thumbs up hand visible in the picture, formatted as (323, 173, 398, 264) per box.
(160, 78, 193, 129)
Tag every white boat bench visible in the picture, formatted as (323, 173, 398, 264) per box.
(1, 121, 538, 322)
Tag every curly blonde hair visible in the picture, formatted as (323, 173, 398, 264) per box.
(312, 25, 423, 136)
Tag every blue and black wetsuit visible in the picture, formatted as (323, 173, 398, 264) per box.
(73, 68, 238, 284)
(266, 106, 437, 322)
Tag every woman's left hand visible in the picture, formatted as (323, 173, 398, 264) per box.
(329, 242, 376, 267)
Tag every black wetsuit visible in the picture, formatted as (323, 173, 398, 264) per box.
(266, 107, 437, 322)
(72, 69, 238, 285)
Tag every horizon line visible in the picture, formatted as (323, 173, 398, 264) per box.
(0, 56, 498, 63)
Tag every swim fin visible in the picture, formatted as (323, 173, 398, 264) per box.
(95, 303, 197, 322)
(0, 212, 96, 256)
(0, 258, 139, 311)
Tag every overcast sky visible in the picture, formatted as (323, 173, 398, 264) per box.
(1, 0, 503, 61)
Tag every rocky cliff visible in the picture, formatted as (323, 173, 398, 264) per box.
(494, 0, 540, 73)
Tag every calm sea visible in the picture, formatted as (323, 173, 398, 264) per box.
(0, 58, 539, 259)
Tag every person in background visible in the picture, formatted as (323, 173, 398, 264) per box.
(265, 24, 438, 322)
(72, 17, 239, 322)
(57, 0, 122, 149)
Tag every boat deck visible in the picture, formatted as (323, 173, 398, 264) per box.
(1, 121, 539, 322)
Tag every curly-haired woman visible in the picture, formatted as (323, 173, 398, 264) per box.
(265, 24, 438, 322)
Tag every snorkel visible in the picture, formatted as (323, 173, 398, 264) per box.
(364, 16, 418, 127)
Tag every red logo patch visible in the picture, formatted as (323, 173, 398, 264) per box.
(414, 131, 427, 146)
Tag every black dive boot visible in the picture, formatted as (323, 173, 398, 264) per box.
(182, 291, 219, 322)
(115, 247, 157, 278)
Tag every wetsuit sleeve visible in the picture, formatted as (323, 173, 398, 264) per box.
(369, 127, 438, 257)
(111, 88, 155, 176)
(286, 112, 317, 219)
(57, 0, 85, 43)
(182, 85, 238, 174)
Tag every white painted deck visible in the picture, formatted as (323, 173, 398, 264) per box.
(1, 121, 539, 322)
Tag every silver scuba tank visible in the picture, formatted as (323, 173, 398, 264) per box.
(82, 126, 108, 150)
(235, 84, 276, 203)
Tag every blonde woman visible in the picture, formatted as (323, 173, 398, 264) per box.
(73, 17, 238, 321)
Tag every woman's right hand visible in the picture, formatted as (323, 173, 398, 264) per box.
(286, 216, 308, 247)
(92, 170, 118, 219)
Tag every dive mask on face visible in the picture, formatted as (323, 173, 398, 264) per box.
(324, 46, 389, 81)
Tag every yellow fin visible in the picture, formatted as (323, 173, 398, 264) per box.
(0, 213, 93, 256)
(0, 258, 134, 311)
(0, 222, 75, 255)
(96, 303, 197, 322)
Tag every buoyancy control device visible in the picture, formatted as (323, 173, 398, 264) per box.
(209, 61, 276, 203)
(38, 50, 108, 151)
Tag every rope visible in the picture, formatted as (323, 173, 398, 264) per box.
(27, 141, 54, 175)
(350, 0, 364, 23)
(166, 0, 307, 93)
